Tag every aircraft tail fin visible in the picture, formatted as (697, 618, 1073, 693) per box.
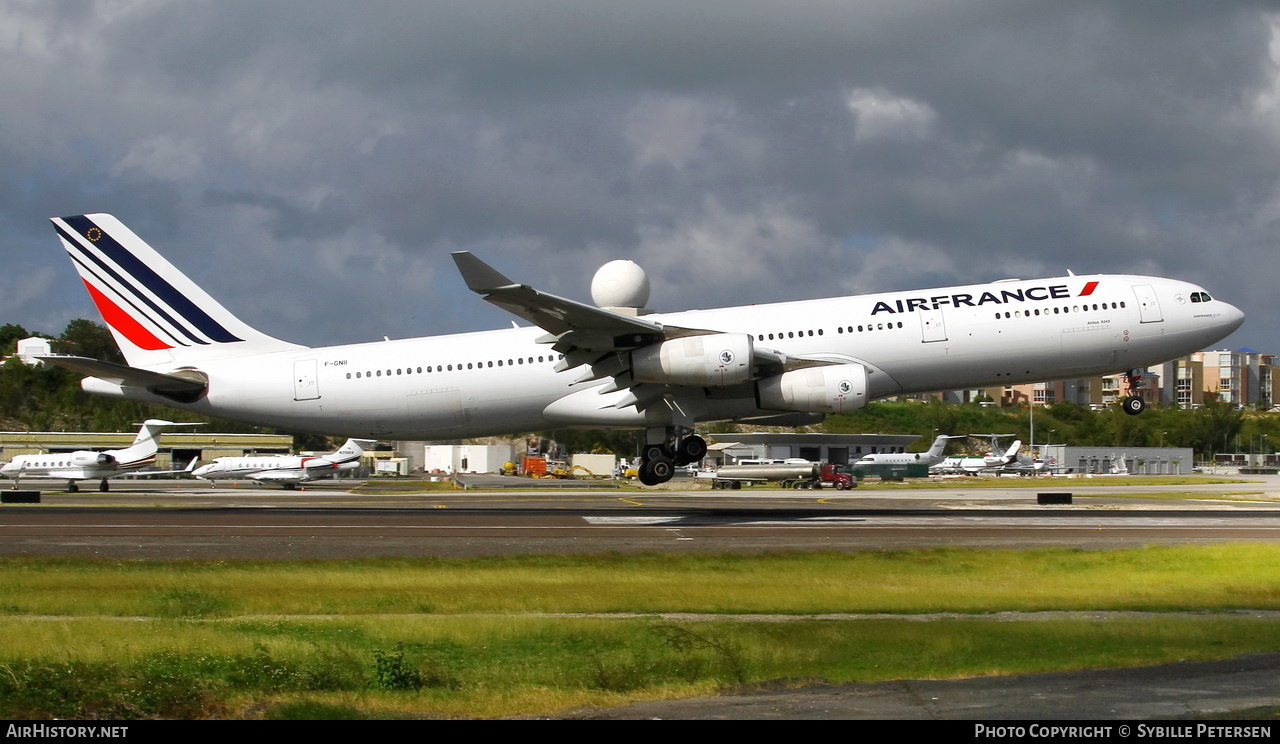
(333, 438, 375, 461)
(926, 435, 952, 458)
(113, 420, 203, 463)
(50, 214, 305, 369)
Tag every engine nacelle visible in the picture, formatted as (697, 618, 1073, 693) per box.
(757, 363, 869, 413)
(71, 452, 115, 467)
(631, 333, 753, 387)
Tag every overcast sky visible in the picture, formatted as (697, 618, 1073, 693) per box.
(2, 1, 1275, 356)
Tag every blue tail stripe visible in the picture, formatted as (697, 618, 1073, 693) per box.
(56, 222, 203, 346)
(65, 250, 195, 347)
(60, 216, 244, 344)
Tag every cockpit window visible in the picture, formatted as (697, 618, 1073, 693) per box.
(1190, 292, 1212, 303)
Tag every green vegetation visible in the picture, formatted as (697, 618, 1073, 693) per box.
(3, 546, 1280, 718)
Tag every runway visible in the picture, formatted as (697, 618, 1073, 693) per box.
(2, 475, 1279, 559)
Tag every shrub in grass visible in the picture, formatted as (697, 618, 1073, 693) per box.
(372, 643, 424, 691)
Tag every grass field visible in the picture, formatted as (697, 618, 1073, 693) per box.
(3, 544, 1280, 719)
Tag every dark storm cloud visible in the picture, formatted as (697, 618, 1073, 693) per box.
(1, 0, 1275, 352)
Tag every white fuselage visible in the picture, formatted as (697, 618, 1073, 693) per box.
(82, 274, 1243, 440)
(192, 454, 351, 483)
(0, 452, 152, 483)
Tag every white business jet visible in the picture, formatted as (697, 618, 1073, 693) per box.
(41, 214, 1243, 486)
(192, 438, 373, 489)
(852, 434, 963, 469)
(932, 435, 1024, 475)
(0, 419, 201, 492)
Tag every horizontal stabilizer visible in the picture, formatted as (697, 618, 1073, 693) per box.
(35, 355, 207, 402)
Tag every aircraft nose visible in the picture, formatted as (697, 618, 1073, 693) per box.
(1221, 301, 1246, 334)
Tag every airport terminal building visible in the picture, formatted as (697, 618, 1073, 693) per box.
(1037, 445, 1195, 475)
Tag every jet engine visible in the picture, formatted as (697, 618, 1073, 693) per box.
(631, 333, 753, 386)
(71, 452, 116, 467)
(757, 363, 869, 413)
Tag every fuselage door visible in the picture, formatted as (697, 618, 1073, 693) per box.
(919, 307, 948, 342)
(293, 359, 320, 401)
(1132, 284, 1163, 324)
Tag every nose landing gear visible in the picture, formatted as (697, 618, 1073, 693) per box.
(1122, 368, 1147, 416)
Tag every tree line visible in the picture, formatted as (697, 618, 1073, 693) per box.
(2, 320, 1272, 462)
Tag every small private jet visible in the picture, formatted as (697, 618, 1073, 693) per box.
(851, 434, 963, 469)
(40, 213, 1245, 486)
(931, 436, 1023, 476)
(192, 438, 373, 489)
(0, 419, 200, 492)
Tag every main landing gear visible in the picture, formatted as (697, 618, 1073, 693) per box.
(637, 432, 707, 486)
(1121, 368, 1146, 416)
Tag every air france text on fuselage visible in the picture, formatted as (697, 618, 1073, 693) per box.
(871, 283, 1087, 315)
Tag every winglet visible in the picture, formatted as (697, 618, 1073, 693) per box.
(452, 251, 519, 293)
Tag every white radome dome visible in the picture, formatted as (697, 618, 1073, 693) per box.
(591, 260, 650, 309)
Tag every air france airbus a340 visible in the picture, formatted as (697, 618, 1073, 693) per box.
(41, 214, 1244, 485)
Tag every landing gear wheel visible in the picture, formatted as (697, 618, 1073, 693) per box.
(647, 455, 675, 484)
(67, 482, 79, 493)
(1122, 395, 1145, 416)
(676, 436, 707, 464)
(99, 479, 110, 493)
(643, 444, 671, 462)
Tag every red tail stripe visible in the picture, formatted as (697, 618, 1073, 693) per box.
(82, 280, 172, 351)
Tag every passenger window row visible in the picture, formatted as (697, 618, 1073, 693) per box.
(994, 301, 1125, 319)
(345, 354, 563, 380)
(756, 321, 908, 342)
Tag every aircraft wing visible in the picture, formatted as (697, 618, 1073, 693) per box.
(250, 470, 306, 483)
(452, 252, 832, 408)
(130, 457, 201, 477)
(453, 251, 670, 340)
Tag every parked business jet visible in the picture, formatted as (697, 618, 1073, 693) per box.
(931, 436, 1023, 475)
(42, 214, 1244, 485)
(192, 438, 373, 489)
(1000, 451, 1047, 476)
(852, 434, 962, 469)
(0, 419, 201, 492)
